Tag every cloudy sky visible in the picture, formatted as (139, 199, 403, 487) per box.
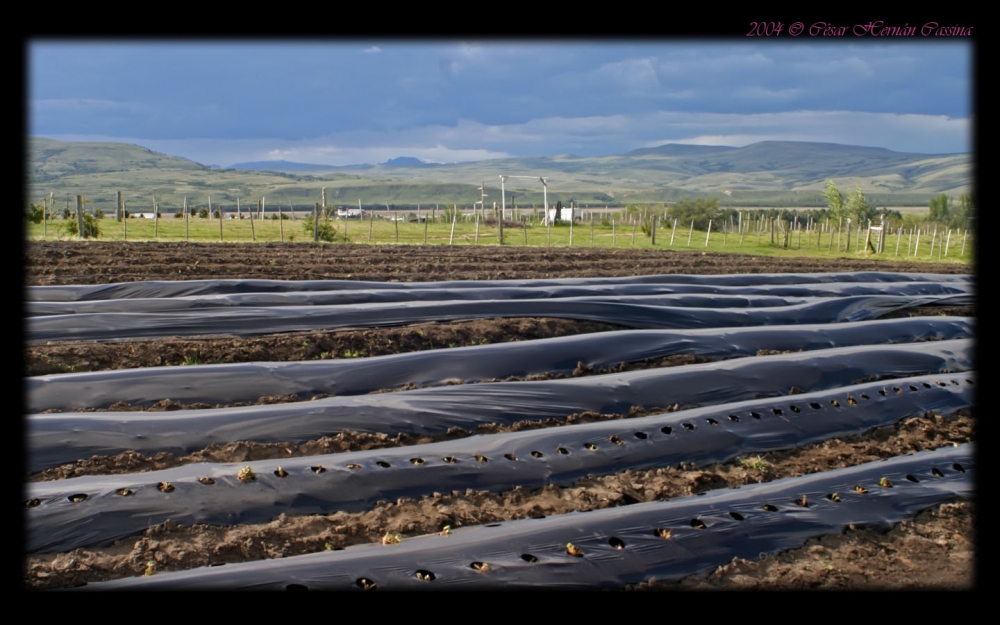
(28, 39, 972, 167)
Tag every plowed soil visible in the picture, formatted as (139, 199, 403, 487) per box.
(23, 242, 976, 590)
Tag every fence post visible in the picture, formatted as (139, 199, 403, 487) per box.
(123, 200, 127, 241)
(449, 209, 457, 245)
(569, 212, 574, 247)
(153, 196, 159, 239)
(705, 219, 713, 247)
(687, 220, 694, 247)
(314, 203, 320, 242)
(279, 204, 284, 242)
(184, 197, 189, 241)
(76, 195, 85, 239)
(395, 211, 399, 244)
(117, 191, 123, 222)
(250, 201, 257, 241)
(650, 216, 656, 246)
(424, 215, 428, 245)
(960, 230, 968, 256)
(368, 208, 374, 243)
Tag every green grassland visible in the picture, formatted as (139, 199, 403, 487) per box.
(26, 213, 974, 266)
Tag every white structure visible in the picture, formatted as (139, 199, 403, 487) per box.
(544, 206, 581, 224)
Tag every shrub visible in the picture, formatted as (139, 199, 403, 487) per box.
(27, 203, 44, 224)
(303, 214, 344, 242)
(93, 207, 105, 219)
(65, 213, 100, 238)
(175, 210, 184, 218)
(198, 207, 209, 219)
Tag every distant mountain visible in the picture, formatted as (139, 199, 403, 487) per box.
(28, 137, 971, 209)
(625, 144, 736, 157)
(226, 160, 348, 173)
(382, 156, 436, 168)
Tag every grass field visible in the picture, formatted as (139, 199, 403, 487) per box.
(25, 215, 974, 265)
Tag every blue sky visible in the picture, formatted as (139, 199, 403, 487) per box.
(28, 40, 972, 167)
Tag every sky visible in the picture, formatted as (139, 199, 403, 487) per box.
(28, 39, 973, 168)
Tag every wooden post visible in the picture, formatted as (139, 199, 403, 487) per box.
(394, 212, 399, 243)
(279, 204, 284, 242)
(499, 203, 505, 245)
(943, 229, 950, 259)
(314, 203, 320, 242)
(117, 191, 123, 222)
(368, 208, 374, 243)
(687, 220, 694, 247)
(250, 201, 257, 241)
(650, 216, 656, 246)
(42, 194, 47, 238)
(569, 212, 574, 247)
(894, 227, 901, 256)
(475, 213, 480, 245)
(449, 209, 457, 245)
(612, 217, 617, 246)
(424, 215, 428, 245)
(153, 196, 159, 239)
(75, 195, 85, 239)
(723, 223, 727, 247)
(631, 220, 637, 247)
(914, 229, 921, 257)
(705, 219, 712, 247)
(590, 217, 594, 247)
(929, 226, 937, 258)
(184, 197, 189, 241)
(961, 230, 968, 256)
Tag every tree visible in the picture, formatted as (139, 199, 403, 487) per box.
(846, 187, 876, 224)
(823, 180, 845, 222)
(928, 194, 951, 224)
(956, 192, 975, 230)
(667, 197, 719, 231)
(553, 201, 563, 225)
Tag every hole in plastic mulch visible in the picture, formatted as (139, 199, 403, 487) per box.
(521, 554, 539, 563)
(531, 451, 544, 458)
(356, 578, 377, 590)
(557, 447, 570, 455)
(707, 418, 719, 426)
(772, 408, 783, 416)
(906, 475, 920, 483)
(661, 426, 673, 434)
(312, 466, 327, 473)
(690, 519, 707, 529)
(504, 454, 517, 461)
(346, 463, 362, 471)
(415, 570, 436, 581)
(475, 454, 489, 463)
(158, 482, 175, 493)
(729, 415, 740, 422)
(68, 493, 88, 503)
(682, 422, 695, 430)
(198, 477, 215, 485)
(375, 461, 391, 468)
(952, 463, 965, 473)
(729, 511, 745, 520)
(931, 468, 944, 478)
(750, 412, 762, 419)
(809, 402, 821, 409)
(274, 468, 289, 478)
(610, 436, 624, 445)
(789, 405, 800, 413)
(25, 498, 41, 508)
(471, 561, 491, 572)
(654, 528, 673, 539)
(609, 537, 626, 549)
(584, 443, 598, 451)
(762, 504, 779, 512)
(442, 457, 457, 464)
(410, 458, 425, 466)
(634, 431, 648, 439)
